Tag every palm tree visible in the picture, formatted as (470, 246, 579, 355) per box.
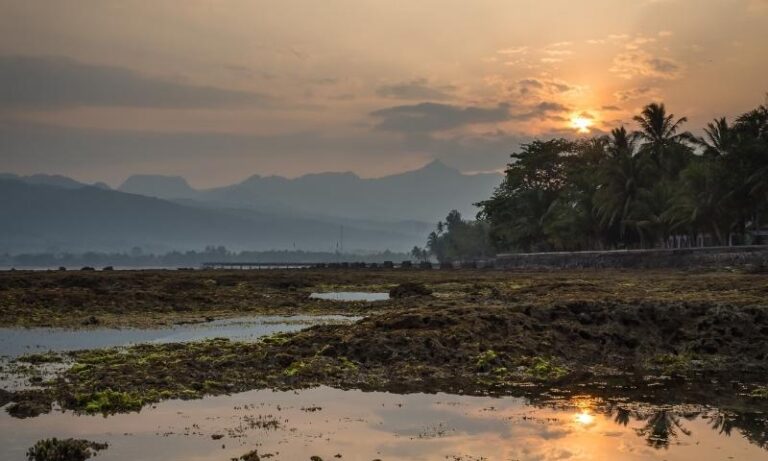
(696, 117, 735, 158)
(607, 126, 637, 159)
(594, 127, 650, 246)
(633, 103, 694, 177)
(734, 103, 768, 140)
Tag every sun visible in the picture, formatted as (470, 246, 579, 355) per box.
(574, 410, 595, 426)
(570, 115, 594, 134)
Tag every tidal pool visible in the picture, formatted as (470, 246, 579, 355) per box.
(0, 315, 359, 358)
(309, 291, 390, 302)
(1, 387, 766, 460)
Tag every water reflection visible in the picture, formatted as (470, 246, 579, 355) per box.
(0, 315, 358, 358)
(573, 409, 595, 426)
(0, 387, 766, 460)
(710, 411, 768, 450)
(309, 291, 390, 302)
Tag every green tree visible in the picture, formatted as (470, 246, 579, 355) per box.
(633, 102, 694, 178)
(478, 139, 576, 251)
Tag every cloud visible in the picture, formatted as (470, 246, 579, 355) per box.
(610, 50, 682, 79)
(497, 46, 528, 55)
(0, 120, 522, 185)
(507, 101, 570, 121)
(601, 105, 623, 111)
(376, 78, 453, 100)
(0, 55, 274, 109)
(370, 102, 511, 133)
(614, 87, 657, 101)
(514, 78, 576, 96)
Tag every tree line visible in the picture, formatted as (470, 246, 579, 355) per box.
(420, 101, 768, 261)
(1, 246, 409, 268)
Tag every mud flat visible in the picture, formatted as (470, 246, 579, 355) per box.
(1, 267, 766, 327)
(1, 268, 767, 459)
(4, 294, 768, 418)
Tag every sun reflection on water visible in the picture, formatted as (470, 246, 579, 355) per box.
(574, 410, 596, 426)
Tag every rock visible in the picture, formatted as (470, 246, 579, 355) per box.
(81, 316, 100, 326)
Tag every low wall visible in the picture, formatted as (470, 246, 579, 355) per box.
(495, 245, 768, 269)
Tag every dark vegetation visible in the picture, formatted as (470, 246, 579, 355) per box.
(423, 102, 768, 261)
(0, 268, 396, 327)
(2, 268, 766, 327)
(26, 438, 108, 461)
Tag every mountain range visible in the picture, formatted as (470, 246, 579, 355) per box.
(118, 160, 501, 223)
(0, 162, 502, 254)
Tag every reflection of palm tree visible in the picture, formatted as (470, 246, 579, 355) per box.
(561, 397, 768, 453)
(710, 411, 768, 450)
(634, 410, 695, 449)
(613, 407, 632, 427)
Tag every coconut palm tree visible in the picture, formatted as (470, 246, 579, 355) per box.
(594, 127, 651, 246)
(633, 103, 694, 177)
(734, 104, 768, 140)
(607, 126, 637, 159)
(696, 117, 735, 158)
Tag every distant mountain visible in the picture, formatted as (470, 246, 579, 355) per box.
(0, 179, 425, 254)
(120, 160, 502, 222)
(0, 162, 502, 254)
(0, 173, 105, 190)
(119, 174, 196, 199)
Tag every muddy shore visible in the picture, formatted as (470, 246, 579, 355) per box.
(1, 268, 766, 327)
(1, 268, 767, 419)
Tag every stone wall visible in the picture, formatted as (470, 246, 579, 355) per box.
(495, 245, 768, 269)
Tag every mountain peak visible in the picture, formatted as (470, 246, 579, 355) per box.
(119, 174, 196, 199)
(411, 159, 461, 177)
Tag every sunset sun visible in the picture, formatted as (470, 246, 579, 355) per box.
(571, 115, 594, 134)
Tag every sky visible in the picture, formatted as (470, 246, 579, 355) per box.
(1, 0, 767, 187)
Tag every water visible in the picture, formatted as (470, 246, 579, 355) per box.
(1, 387, 765, 460)
(310, 291, 390, 302)
(0, 315, 359, 358)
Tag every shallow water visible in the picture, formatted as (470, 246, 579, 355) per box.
(310, 291, 390, 301)
(1, 387, 766, 460)
(0, 315, 358, 358)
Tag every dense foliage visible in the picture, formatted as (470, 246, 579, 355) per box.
(429, 102, 768, 260)
(422, 210, 495, 263)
